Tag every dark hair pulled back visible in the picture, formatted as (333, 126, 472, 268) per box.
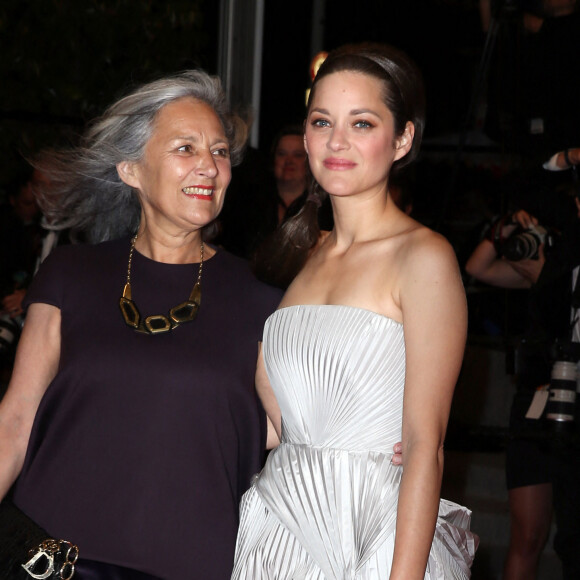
(253, 42, 425, 289)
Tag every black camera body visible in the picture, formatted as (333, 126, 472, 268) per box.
(500, 224, 556, 261)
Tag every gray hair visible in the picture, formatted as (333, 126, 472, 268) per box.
(35, 70, 248, 243)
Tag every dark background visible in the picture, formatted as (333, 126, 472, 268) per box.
(0, 0, 221, 188)
(0, 0, 485, 190)
(2, 0, 576, 291)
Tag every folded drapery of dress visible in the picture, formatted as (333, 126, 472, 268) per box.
(234, 442, 477, 579)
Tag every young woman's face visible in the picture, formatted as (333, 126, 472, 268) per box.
(304, 71, 411, 200)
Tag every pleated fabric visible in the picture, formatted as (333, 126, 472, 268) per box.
(232, 305, 478, 579)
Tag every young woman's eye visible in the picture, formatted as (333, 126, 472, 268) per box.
(311, 118, 330, 128)
(354, 120, 373, 129)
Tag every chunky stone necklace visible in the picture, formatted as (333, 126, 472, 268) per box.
(119, 234, 204, 334)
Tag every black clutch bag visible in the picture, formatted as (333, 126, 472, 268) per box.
(0, 500, 78, 579)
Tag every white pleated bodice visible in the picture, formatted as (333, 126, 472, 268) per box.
(264, 305, 406, 452)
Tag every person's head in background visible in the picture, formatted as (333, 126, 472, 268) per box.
(271, 125, 308, 222)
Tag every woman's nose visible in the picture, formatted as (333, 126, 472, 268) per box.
(328, 126, 349, 151)
(196, 150, 218, 178)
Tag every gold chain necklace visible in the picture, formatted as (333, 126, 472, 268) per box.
(119, 234, 204, 334)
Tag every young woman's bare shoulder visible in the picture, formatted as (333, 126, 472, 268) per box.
(400, 226, 459, 277)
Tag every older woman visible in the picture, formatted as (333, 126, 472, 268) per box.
(0, 71, 280, 579)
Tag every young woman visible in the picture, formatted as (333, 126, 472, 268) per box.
(232, 43, 478, 579)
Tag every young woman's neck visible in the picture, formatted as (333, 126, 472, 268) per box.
(330, 191, 400, 247)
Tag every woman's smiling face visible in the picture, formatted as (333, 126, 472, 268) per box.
(119, 97, 232, 235)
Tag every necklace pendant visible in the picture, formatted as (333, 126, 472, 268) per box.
(120, 283, 141, 329)
(143, 315, 175, 334)
(169, 283, 201, 325)
(188, 282, 201, 305)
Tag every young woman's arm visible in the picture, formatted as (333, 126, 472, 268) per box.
(255, 344, 281, 450)
(390, 232, 467, 580)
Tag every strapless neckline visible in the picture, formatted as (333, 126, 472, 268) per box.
(266, 303, 403, 328)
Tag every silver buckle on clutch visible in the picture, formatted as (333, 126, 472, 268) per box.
(22, 546, 55, 579)
(22, 539, 78, 579)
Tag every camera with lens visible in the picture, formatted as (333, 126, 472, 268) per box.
(545, 339, 580, 433)
(499, 223, 556, 262)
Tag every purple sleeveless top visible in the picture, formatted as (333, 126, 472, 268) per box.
(13, 238, 281, 579)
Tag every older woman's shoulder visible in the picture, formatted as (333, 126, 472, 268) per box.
(36, 237, 123, 269)
(43, 236, 129, 260)
(25, 238, 131, 311)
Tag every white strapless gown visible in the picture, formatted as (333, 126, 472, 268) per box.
(232, 305, 478, 579)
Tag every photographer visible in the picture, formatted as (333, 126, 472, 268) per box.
(466, 186, 580, 578)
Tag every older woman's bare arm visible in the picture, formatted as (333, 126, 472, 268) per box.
(0, 303, 61, 500)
